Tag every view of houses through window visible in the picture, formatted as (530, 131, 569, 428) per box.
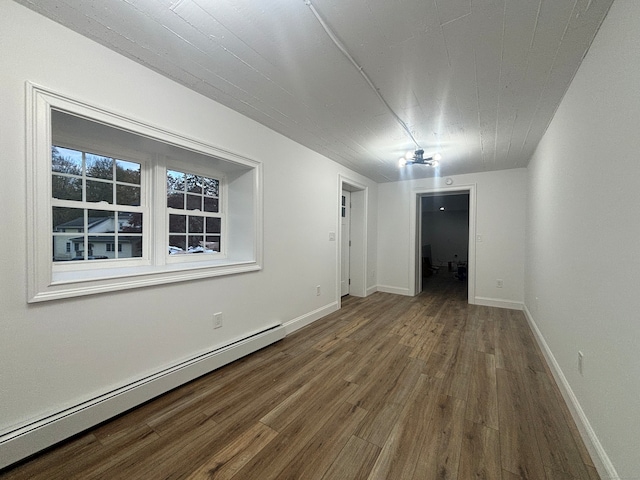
(51, 146, 223, 262)
(51, 146, 143, 261)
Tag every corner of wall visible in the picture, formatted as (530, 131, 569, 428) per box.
(473, 297, 524, 310)
(283, 301, 339, 335)
(522, 303, 620, 480)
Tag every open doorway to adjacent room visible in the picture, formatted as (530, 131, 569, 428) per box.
(418, 191, 470, 298)
(338, 176, 368, 304)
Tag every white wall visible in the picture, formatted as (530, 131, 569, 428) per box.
(525, 1, 640, 477)
(0, 0, 377, 461)
(377, 168, 526, 307)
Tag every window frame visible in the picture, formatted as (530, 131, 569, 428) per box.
(26, 82, 263, 303)
(50, 140, 150, 270)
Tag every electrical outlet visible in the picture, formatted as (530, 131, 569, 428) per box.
(316, 285, 321, 296)
(496, 279, 504, 288)
(578, 351, 584, 376)
(213, 312, 223, 329)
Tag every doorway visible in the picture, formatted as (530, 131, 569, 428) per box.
(419, 192, 470, 294)
(341, 190, 351, 296)
(410, 185, 476, 304)
(338, 176, 368, 303)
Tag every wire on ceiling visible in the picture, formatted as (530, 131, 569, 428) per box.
(303, 0, 421, 150)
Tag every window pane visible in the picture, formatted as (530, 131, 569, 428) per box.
(203, 197, 219, 213)
(206, 217, 221, 234)
(116, 160, 141, 184)
(203, 177, 219, 196)
(119, 236, 143, 258)
(188, 216, 204, 233)
(82, 239, 109, 260)
(118, 212, 142, 233)
(205, 235, 220, 252)
(186, 174, 202, 194)
(53, 207, 84, 232)
(116, 184, 140, 206)
(169, 235, 186, 252)
(86, 180, 113, 203)
(87, 210, 114, 232)
(52, 146, 82, 175)
(53, 234, 80, 261)
(167, 170, 185, 192)
(169, 214, 186, 233)
(188, 235, 204, 249)
(86, 154, 113, 180)
(186, 194, 201, 210)
(167, 192, 184, 209)
(52, 174, 82, 201)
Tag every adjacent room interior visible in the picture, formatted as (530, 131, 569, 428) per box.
(419, 192, 470, 293)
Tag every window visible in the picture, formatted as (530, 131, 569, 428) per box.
(51, 146, 143, 262)
(167, 170, 222, 255)
(27, 83, 262, 302)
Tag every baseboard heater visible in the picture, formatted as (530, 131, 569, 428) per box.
(0, 323, 286, 470)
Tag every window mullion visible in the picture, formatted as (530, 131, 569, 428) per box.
(114, 212, 119, 260)
(152, 159, 167, 266)
(82, 152, 87, 203)
(82, 208, 88, 261)
(51, 198, 144, 213)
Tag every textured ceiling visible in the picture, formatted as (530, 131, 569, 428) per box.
(15, 0, 614, 182)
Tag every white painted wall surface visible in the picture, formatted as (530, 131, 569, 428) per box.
(525, 1, 640, 476)
(377, 168, 526, 306)
(0, 0, 377, 456)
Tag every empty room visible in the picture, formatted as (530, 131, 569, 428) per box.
(1, 0, 638, 478)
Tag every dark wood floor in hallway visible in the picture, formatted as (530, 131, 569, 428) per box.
(1, 274, 599, 479)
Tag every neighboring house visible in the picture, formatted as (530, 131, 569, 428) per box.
(53, 215, 140, 260)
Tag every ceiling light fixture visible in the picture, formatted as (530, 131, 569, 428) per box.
(398, 149, 441, 167)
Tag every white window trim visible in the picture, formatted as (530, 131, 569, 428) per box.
(26, 82, 263, 303)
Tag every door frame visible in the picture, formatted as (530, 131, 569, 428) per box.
(340, 189, 351, 296)
(409, 183, 477, 304)
(338, 175, 368, 306)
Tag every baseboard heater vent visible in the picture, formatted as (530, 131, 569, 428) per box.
(0, 323, 286, 470)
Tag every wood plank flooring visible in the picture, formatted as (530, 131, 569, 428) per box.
(0, 274, 599, 479)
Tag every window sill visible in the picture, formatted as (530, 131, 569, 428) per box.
(30, 259, 260, 303)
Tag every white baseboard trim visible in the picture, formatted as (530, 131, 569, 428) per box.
(283, 301, 339, 335)
(376, 285, 411, 296)
(474, 296, 524, 310)
(522, 305, 619, 480)
(0, 324, 285, 470)
(366, 285, 378, 296)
